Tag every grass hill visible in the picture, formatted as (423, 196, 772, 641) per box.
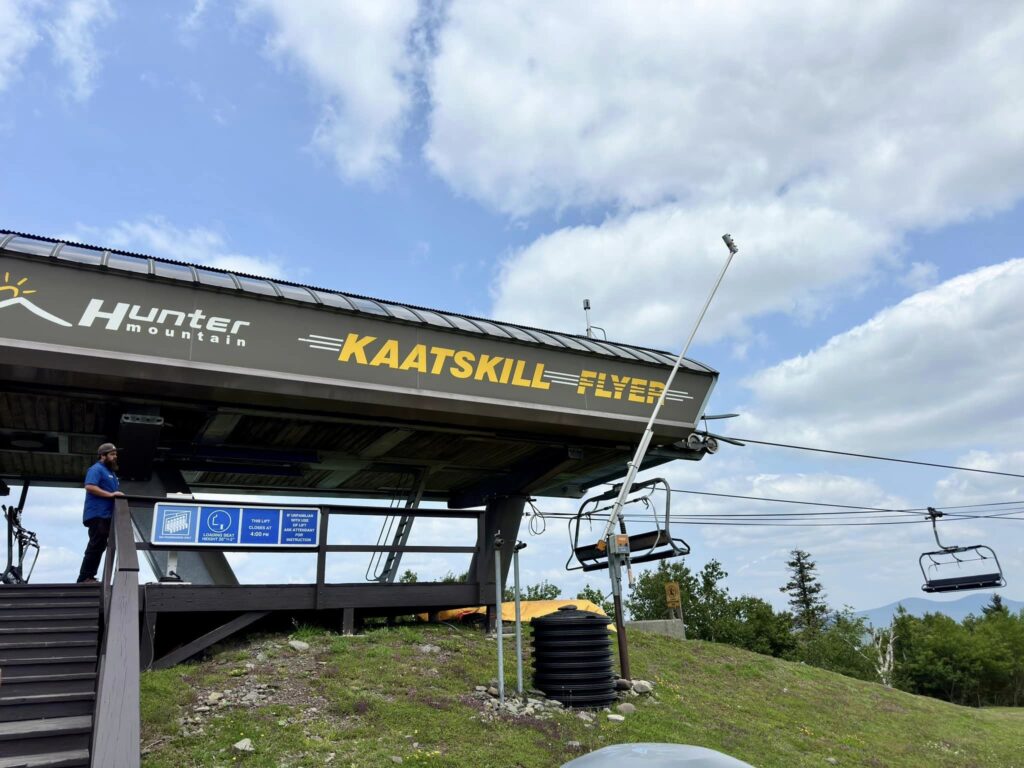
(140, 623, 1024, 768)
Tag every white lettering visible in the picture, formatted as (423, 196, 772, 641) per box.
(78, 299, 129, 330)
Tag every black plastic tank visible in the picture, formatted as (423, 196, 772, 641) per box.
(531, 605, 616, 707)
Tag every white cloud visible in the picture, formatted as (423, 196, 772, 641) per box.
(242, 0, 420, 182)
(0, 0, 40, 92)
(738, 258, 1024, 453)
(900, 261, 939, 292)
(426, 3, 1024, 228)
(492, 201, 894, 348)
(46, 0, 114, 102)
(67, 216, 286, 278)
(934, 451, 1024, 507)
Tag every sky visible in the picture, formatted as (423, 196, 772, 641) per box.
(2, 1, 1023, 614)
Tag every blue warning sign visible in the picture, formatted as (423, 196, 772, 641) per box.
(151, 503, 319, 548)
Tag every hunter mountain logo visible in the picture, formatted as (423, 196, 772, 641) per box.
(0, 272, 72, 327)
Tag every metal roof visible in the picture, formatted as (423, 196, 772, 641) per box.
(0, 229, 715, 374)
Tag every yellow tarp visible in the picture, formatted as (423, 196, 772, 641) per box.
(420, 599, 615, 630)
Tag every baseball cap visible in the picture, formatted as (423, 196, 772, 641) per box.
(97, 442, 118, 456)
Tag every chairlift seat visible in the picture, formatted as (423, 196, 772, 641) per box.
(922, 573, 1005, 594)
(573, 530, 690, 572)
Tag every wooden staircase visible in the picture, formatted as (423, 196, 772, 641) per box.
(0, 583, 100, 768)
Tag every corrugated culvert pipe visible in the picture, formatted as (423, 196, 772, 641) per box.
(531, 605, 616, 707)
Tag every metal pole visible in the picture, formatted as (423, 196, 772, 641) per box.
(597, 234, 739, 551)
(494, 532, 504, 705)
(608, 548, 631, 681)
(513, 541, 526, 697)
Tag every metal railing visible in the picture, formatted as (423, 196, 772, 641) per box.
(93, 497, 140, 768)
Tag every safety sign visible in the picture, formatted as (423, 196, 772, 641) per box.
(151, 503, 319, 548)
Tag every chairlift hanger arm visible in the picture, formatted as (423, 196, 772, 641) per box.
(598, 234, 739, 548)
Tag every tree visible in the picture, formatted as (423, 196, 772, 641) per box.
(576, 584, 615, 618)
(504, 579, 562, 601)
(440, 570, 468, 583)
(398, 569, 418, 583)
(726, 596, 795, 657)
(781, 549, 828, 633)
(626, 561, 697, 622)
(982, 593, 1009, 617)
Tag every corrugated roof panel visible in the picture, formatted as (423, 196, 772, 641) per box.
(347, 296, 390, 316)
(56, 244, 104, 267)
(153, 260, 195, 282)
(195, 268, 238, 290)
(382, 303, 422, 323)
(278, 283, 318, 304)
(311, 290, 356, 311)
(236, 275, 277, 296)
(469, 318, 513, 339)
(5, 236, 54, 257)
(411, 308, 455, 328)
(106, 251, 150, 275)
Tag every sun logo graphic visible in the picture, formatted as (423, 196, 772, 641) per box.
(0, 272, 71, 327)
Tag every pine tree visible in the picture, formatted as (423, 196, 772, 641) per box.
(982, 593, 1008, 617)
(781, 549, 828, 633)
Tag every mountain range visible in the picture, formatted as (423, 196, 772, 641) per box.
(856, 593, 1024, 627)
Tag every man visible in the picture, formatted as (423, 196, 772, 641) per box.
(77, 442, 125, 583)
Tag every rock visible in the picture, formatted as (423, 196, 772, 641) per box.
(616, 703, 637, 715)
(614, 678, 632, 691)
(523, 706, 535, 716)
(194, 705, 210, 713)
(632, 680, 654, 694)
(390, 757, 404, 764)
(577, 712, 594, 722)
(207, 692, 223, 704)
(826, 759, 838, 766)
(487, 686, 500, 696)
(232, 738, 254, 753)
(474, 685, 488, 692)
(288, 639, 310, 652)
(567, 741, 582, 750)
(607, 714, 625, 723)
(256, 652, 267, 662)
(417, 644, 441, 654)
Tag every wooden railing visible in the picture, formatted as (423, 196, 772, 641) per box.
(93, 497, 140, 768)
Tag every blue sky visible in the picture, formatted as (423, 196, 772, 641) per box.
(2, 1, 1023, 613)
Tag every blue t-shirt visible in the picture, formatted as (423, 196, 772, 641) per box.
(83, 461, 119, 522)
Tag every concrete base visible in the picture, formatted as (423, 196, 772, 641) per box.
(625, 619, 687, 640)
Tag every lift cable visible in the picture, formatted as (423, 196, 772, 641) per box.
(722, 437, 1024, 480)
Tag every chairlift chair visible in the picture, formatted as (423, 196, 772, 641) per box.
(2, 480, 39, 585)
(566, 477, 689, 572)
(919, 507, 1005, 594)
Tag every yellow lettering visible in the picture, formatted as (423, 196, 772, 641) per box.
(511, 360, 532, 387)
(577, 370, 597, 395)
(499, 358, 515, 384)
(451, 350, 475, 379)
(370, 339, 401, 368)
(610, 374, 631, 400)
(430, 346, 455, 374)
(628, 378, 647, 403)
(338, 333, 376, 364)
(474, 354, 503, 382)
(647, 380, 665, 404)
(530, 363, 550, 390)
(595, 372, 613, 398)
(399, 344, 428, 372)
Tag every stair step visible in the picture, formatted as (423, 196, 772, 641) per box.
(0, 748, 90, 767)
(0, 692, 95, 723)
(0, 674, 96, 697)
(0, 629, 98, 645)
(0, 715, 91, 759)
(0, 658, 97, 678)
(0, 601, 99, 612)
(0, 641, 97, 663)
(0, 614, 98, 625)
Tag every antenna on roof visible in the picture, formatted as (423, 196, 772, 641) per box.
(583, 299, 607, 340)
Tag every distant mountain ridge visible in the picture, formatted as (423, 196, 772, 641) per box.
(856, 593, 1024, 627)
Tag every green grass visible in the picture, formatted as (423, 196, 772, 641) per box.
(141, 624, 1024, 767)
